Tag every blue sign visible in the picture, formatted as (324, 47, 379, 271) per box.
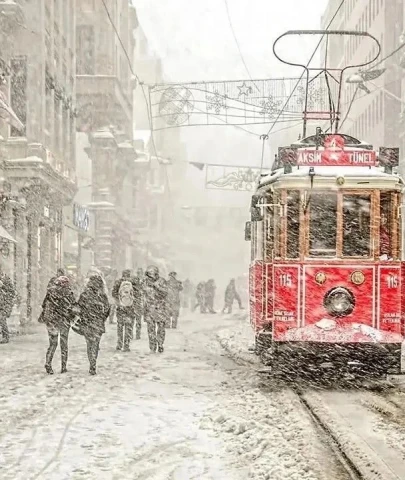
(73, 204, 89, 232)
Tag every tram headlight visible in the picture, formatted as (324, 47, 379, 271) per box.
(323, 287, 355, 317)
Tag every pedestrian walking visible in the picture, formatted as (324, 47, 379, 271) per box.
(0, 267, 16, 344)
(143, 265, 168, 353)
(112, 269, 141, 351)
(222, 278, 243, 314)
(84, 266, 109, 296)
(47, 267, 66, 289)
(40, 276, 76, 374)
(182, 279, 191, 308)
(192, 281, 206, 313)
(167, 272, 183, 328)
(103, 267, 118, 324)
(205, 279, 217, 314)
(77, 275, 110, 375)
(134, 267, 145, 333)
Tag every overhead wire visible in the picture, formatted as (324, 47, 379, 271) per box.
(222, 0, 259, 92)
(369, 40, 405, 69)
(258, 0, 346, 173)
(337, 40, 405, 131)
(102, 0, 322, 187)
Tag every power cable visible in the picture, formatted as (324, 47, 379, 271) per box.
(257, 0, 345, 174)
(336, 41, 405, 132)
(339, 85, 359, 131)
(223, 0, 259, 91)
(369, 41, 405, 69)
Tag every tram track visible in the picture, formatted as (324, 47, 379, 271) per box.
(294, 388, 366, 480)
(294, 387, 403, 480)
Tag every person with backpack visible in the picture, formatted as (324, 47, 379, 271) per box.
(77, 275, 110, 375)
(222, 278, 243, 314)
(205, 279, 217, 314)
(167, 272, 183, 328)
(192, 281, 206, 313)
(143, 265, 168, 353)
(40, 276, 76, 374)
(112, 269, 140, 351)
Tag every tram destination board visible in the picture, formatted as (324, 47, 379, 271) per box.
(278, 134, 383, 167)
(296, 148, 377, 166)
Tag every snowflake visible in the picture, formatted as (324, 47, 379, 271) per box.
(206, 91, 228, 115)
(296, 83, 327, 110)
(259, 95, 282, 118)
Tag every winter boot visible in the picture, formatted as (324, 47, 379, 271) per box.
(45, 364, 54, 375)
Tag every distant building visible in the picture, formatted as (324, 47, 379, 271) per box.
(75, 0, 140, 273)
(321, 0, 403, 149)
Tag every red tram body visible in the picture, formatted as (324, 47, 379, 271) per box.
(247, 134, 404, 372)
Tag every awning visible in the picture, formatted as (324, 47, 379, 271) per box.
(0, 225, 16, 243)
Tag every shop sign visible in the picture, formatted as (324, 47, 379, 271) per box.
(73, 203, 90, 232)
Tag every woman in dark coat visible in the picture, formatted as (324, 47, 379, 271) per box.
(78, 275, 110, 375)
(41, 276, 76, 374)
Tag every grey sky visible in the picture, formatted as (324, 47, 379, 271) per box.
(133, 0, 328, 206)
(134, 0, 328, 80)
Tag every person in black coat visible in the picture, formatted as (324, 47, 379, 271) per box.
(78, 275, 110, 375)
(112, 269, 142, 351)
(41, 276, 76, 374)
(0, 267, 16, 344)
(222, 278, 243, 314)
(167, 272, 183, 328)
(47, 268, 67, 289)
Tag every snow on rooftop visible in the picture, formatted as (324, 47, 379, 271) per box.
(92, 130, 114, 140)
(260, 165, 402, 186)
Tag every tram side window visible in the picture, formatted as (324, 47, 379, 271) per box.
(309, 193, 337, 257)
(265, 205, 274, 261)
(252, 220, 264, 261)
(273, 195, 282, 259)
(287, 190, 300, 259)
(380, 192, 395, 259)
(343, 194, 371, 257)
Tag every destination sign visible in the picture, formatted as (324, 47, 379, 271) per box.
(296, 148, 377, 166)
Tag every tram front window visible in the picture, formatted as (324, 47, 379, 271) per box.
(309, 193, 337, 257)
(343, 194, 371, 257)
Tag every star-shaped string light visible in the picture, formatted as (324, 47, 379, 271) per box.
(237, 81, 252, 97)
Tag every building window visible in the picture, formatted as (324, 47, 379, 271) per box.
(76, 25, 95, 74)
(10, 56, 27, 137)
(54, 96, 61, 157)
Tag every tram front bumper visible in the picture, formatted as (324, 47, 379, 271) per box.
(273, 340, 402, 373)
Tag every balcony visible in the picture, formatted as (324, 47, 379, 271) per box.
(76, 75, 132, 133)
(3, 137, 76, 202)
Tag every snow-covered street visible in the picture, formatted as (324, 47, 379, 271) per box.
(1, 313, 245, 480)
(0, 313, 349, 480)
(3, 313, 405, 480)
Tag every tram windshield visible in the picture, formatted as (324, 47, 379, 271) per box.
(343, 194, 371, 257)
(309, 193, 337, 257)
(258, 188, 400, 262)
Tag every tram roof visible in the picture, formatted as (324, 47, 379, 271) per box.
(258, 165, 403, 191)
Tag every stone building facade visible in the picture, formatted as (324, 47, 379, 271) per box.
(0, 0, 77, 323)
(321, 0, 403, 147)
(75, 0, 140, 274)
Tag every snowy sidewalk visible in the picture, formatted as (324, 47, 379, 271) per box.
(0, 313, 247, 480)
(1, 312, 354, 480)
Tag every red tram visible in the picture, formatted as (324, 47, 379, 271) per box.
(246, 30, 404, 373)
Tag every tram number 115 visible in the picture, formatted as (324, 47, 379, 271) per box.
(387, 274, 399, 289)
(279, 273, 293, 287)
